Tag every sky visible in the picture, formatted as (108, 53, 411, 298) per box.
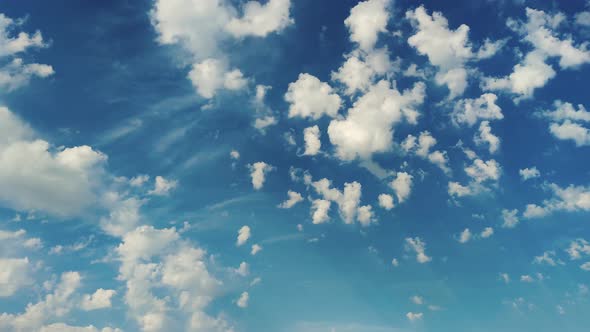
(0, 0, 590, 331)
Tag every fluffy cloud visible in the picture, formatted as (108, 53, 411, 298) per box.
(405, 237, 431, 263)
(148, 176, 178, 196)
(523, 183, 590, 219)
(378, 193, 394, 210)
(481, 227, 494, 238)
(248, 161, 274, 190)
(406, 6, 501, 98)
(452, 93, 503, 127)
(0, 107, 107, 217)
(401, 132, 450, 173)
(458, 228, 472, 243)
(482, 8, 590, 100)
(310, 178, 375, 226)
(533, 251, 560, 266)
(311, 199, 331, 224)
(237, 225, 251, 246)
(285, 73, 341, 120)
(187, 59, 247, 98)
(519, 167, 540, 181)
(278, 190, 304, 209)
(474, 121, 500, 153)
(81, 289, 116, 311)
(540, 101, 590, 147)
(303, 125, 321, 156)
(226, 0, 293, 38)
(0, 257, 32, 297)
(502, 209, 519, 228)
(465, 159, 501, 183)
(344, 0, 391, 51)
(251, 244, 262, 256)
(236, 291, 249, 308)
(406, 312, 423, 321)
(390, 172, 413, 204)
(328, 80, 425, 160)
(331, 48, 394, 95)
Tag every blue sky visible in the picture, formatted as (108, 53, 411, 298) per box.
(1, 0, 590, 331)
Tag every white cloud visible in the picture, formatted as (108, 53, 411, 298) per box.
(533, 251, 559, 266)
(328, 81, 425, 160)
(0, 257, 32, 297)
(251, 244, 262, 256)
(378, 193, 394, 210)
(39, 323, 121, 332)
(448, 181, 475, 198)
(303, 125, 321, 156)
(278, 190, 304, 209)
(357, 205, 375, 227)
(237, 225, 251, 246)
(344, 0, 391, 51)
(81, 289, 116, 311)
(474, 121, 500, 153)
(520, 275, 534, 283)
(331, 48, 394, 95)
(148, 176, 177, 196)
(187, 58, 247, 98)
(480, 227, 494, 238)
(482, 8, 590, 100)
(402, 132, 450, 173)
(390, 172, 413, 204)
(458, 228, 472, 243)
(0, 107, 107, 217)
(391, 258, 399, 267)
(236, 291, 249, 308)
(576, 10, 590, 26)
(549, 120, 590, 147)
(230, 149, 240, 160)
(311, 199, 331, 224)
(405, 237, 431, 263)
(452, 93, 503, 127)
(566, 239, 590, 260)
(411, 295, 423, 305)
(248, 161, 274, 190)
(519, 167, 540, 181)
(581, 262, 590, 271)
(523, 183, 590, 219)
(130, 175, 150, 187)
(226, 0, 293, 38)
(465, 158, 501, 183)
(235, 262, 249, 277)
(406, 312, 423, 321)
(100, 193, 144, 238)
(285, 73, 341, 120)
(502, 209, 519, 228)
(499, 273, 510, 284)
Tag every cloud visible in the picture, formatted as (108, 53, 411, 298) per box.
(278, 190, 304, 208)
(81, 289, 117, 311)
(405, 237, 431, 263)
(148, 176, 178, 196)
(187, 58, 247, 98)
(482, 8, 590, 100)
(480, 227, 494, 238)
(523, 183, 590, 219)
(303, 125, 321, 156)
(406, 6, 501, 98)
(0, 257, 32, 297)
(311, 199, 331, 224)
(502, 209, 519, 228)
(533, 251, 560, 266)
(236, 291, 249, 308)
(226, 0, 293, 38)
(251, 244, 262, 255)
(390, 172, 413, 204)
(406, 312, 423, 321)
(344, 0, 391, 51)
(378, 194, 394, 210)
(410, 295, 423, 305)
(566, 239, 590, 260)
(474, 121, 500, 153)
(331, 48, 394, 95)
(328, 81, 425, 160)
(309, 178, 375, 226)
(465, 158, 501, 183)
(540, 101, 590, 146)
(452, 93, 503, 127)
(401, 132, 450, 173)
(248, 161, 274, 190)
(237, 225, 251, 246)
(519, 167, 540, 181)
(458, 228, 472, 243)
(285, 73, 341, 120)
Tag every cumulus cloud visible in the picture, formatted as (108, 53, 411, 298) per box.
(0, 257, 32, 297)
(302, 125, 321, 156)
(226, 0, 293, 38)
(405, 237, 431, 263)
(390, 172, 413, 204)
(328, 81, 425, 161)
(502, 209, 520, 228)
(237, 225, 251, 246)
(378, 193, 394, 210)
(481, 227, 494, 238)
(474, 121, 500, 153)
(278, 190, 304, 209)
(331, 47, 394, 95)
(452, 93, 503, 127)
(236, 291, 249, 308)
(401, 132, 450, 173)
(311, 199, 331, 224)
(285, 73, 341, 120)
(248, 161, 274, 190)
(187, 58, 247, 98)
(465, 158, 501, 183)
(566, 239, 590, 260)
(482, 8, 590, 100)
(251, 244, 262, 256)
(519, 167, 540, 181)
(540, 101, 590, 147)
(406, 312, 423, 321)
(344, 0, 391, 51)
(458, 228, 472, 243)
(81, 289, 116, 311)
(523, 183, 590, 219)
(148, 176, 177, 196)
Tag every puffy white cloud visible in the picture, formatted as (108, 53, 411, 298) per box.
(541, 101, 590, 123)
(576, 10, 590, 26)
(458, 228, 472, 243)
(237, 225, 251, 246)
(549, 120, 590, 147)
(581, 262, 590, 271)
(474, 121, 500, 153)
(566, 239, 590, 260)
(344, 0, 391, 51)
(236, 291, 249, 308)
(130, 175, 150, 187)
(235, 262, 249, 277)
(448, 181, 474, 198)
(278, 190, 304, 209)
(148, 176, 177, 196)
(0, 58, 54, 91)
(0, 14, 46, 57)
(230, 150, 240, 160)
(406, 6, 500, 98)
(540, 100, 590, 147)
(311, 199, 331, 224)
(483, 8, 590, 100)
(452, 93, 503, 127)
(0, 107, 107, 217)
(331, 48, 394, 95)
(533, 251, 560, 266)
(187, 58, 247, 98)
(303, 125, 321, 156)
(251, 244, 262, 256)
(520, 275, 534, 283)
(0, 257, 32, 297)
(100, 192, 144, 238)
(391, 258, 399, 267)
(502, 209, 519, 228)
(328, 81, 425, 160)
(523, 183, 590, 219)
(248, 161, 274, 190)
(519, 167, 540, 181)
(465, 159, 501, 183)
(226, 0, 293, 38)
(405, 237, 431, 263)
(285, 73, 341, 120)
(81, 289, 116, 311)
(390, 172, 413, 204)
(356, 205, 375, 227)
(378, 193, 394, 210)
(499, 273, 510, 284)
(481, 227, 494, 238)
(411, 295, 423, 305)
(406, 312, 423, 321)
(402, 132, 450, 173)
